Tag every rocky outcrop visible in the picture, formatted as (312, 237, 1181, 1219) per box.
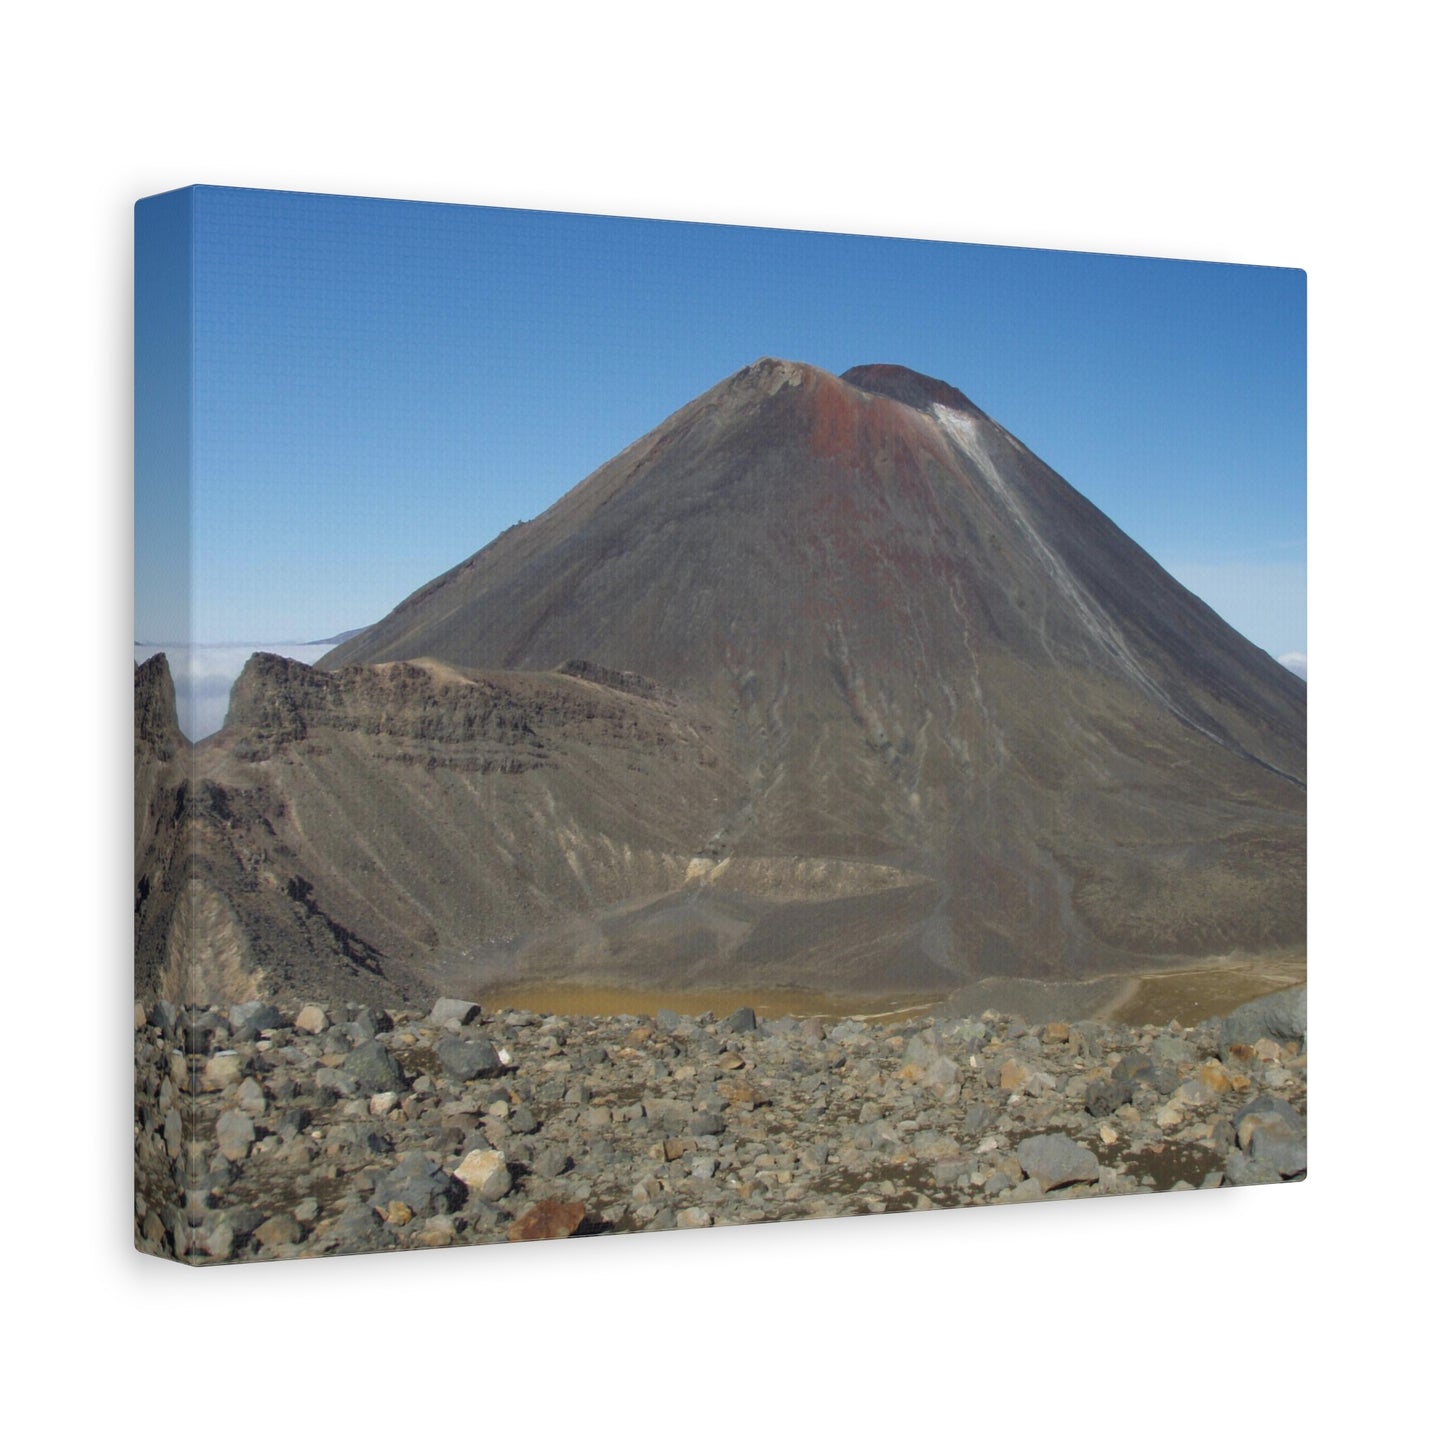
(134, 656, 436, 1010)
(135, 653, 183, 760)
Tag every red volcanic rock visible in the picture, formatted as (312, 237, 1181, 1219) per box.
(507, 1199, 587, 1243)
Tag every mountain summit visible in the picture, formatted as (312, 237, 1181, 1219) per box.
(302, 359, 1303, 991)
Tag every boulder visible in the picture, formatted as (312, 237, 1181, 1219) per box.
(1220, 986, 1306, 1053)
(215, 1110, 255, 1163)
(430, 998, 482, 1027)
(507, 1199, 587, 1242)
(368, 1153, 463, 1217)
(1015, 1134, 1101, 1192)
(435, 1036, 503, 1082)
(340, 1039, 406, 1094)
(1086, 1077, 1132, 1117)
(454, 1148, 512, 1201)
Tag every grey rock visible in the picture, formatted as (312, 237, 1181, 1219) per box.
(326, 1122, 391, 1156)
(1220, 986, 1307, 1053)
(215, 1110, 255, 1163)
(349, 1005, 392, 1037)
(903, 1032, 941, 1067)
(435, 1036, 503, 1082)
(230, 1001, 286, 1036)
(962, 1104, 997, 1133)
(1233, 1094, 1304, 1147)
(1015, 1133, 1100, 1192)
(531, 1144, 572, 1178)
(236, 1076, 267, 1116)
(182, 1017, 219, 1054)
(1086, 1077, 1132, 1117)
(368, 1153, 463, 1216)
(314, 1067, 357, 1097)
(1249, 1121, 1307, 1178)
(1112, 1052, 1152, 1084)
(1171, 1078, 1216, 1108)
(340, 1039, 406, 1094)
(430, 998, 482, 1028)
(147, 999, 179, 1035)
(321, 1202, 390, 1251)
(1150, 1036, 1195, 1069)
(220, 1206, 265, 1243)
(931, 1159, 971, 1187)
(655, 1008, 682, 1031)
(724, 1006, 757, 1034)
(1113, 1052, 1176, 1094)
(1224, 1150, 1283, 1187)
(939, 1017, 988, 1048)
(642, 1095, 692, 1129)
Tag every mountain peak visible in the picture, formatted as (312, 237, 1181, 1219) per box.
(841, 363, 980, 415)
(313, 356, 1304, 981)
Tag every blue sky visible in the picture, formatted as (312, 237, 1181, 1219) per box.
(137, 185, 1305, 669)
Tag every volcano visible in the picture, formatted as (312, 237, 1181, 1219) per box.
(139, 360, 1304, 1005)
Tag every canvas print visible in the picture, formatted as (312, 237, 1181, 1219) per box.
(134, 187, 1306, 1264)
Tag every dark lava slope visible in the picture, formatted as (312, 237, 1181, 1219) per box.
(308, 359, 1305, 988)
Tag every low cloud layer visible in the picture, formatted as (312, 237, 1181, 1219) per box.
(134, 643, 335, 740)
(1277, 651, 1307, 680)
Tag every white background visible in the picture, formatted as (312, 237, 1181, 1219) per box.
(3, 3, 1435, 1437)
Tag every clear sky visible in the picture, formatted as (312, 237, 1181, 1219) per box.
(136, 185, 1305, 669)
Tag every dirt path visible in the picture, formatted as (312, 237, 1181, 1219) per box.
(477, 982, 945, 1023)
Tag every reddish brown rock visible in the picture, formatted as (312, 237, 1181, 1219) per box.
(507, 1199, 587, 1243)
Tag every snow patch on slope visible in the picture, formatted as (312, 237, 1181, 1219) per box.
(930, 403, 1227, 745)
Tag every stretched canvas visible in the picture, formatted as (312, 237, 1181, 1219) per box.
(134, 186, 1306, 1264)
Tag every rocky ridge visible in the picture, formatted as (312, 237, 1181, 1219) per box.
(135, 986, 1306, 1263)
